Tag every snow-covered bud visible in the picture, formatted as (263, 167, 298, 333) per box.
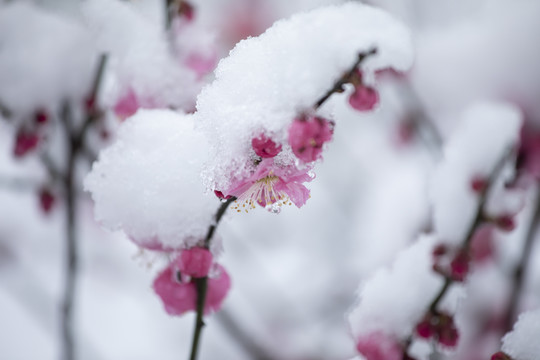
(251, 134, 282, 158)
(288, 114, 333, 163)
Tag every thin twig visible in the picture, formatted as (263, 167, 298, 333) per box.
(503, 188, 540, 332)
(60, 53, 107, 360)
(189, 197, 236, 360)
(313, 48, 377, 110)
(402, 149, 513, 357)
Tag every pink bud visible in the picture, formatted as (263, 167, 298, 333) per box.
(14, 129, 39, 158)
(39, 187, 55, 214)
(288, 115, 333, 163)
(176, 247, 213, 278)
(34, 110, 48, 125)
(415, 316, 434, 339)
(85, 95, 96, 113)
(178, 1, 195, 21)
(491, 352, 513, 360)
(471, 225, 495, 263)
(437, 314, 459, 348)
(471, 176, 488, 193)
(114, 89, 139, 121)
(348, 85, 379, 111)
(214, 190, 232, 200)
(450, 249, 470, 282)
(251, 134, 282, 158)
(355, 332, 401, 360)
(432, 244, 447, 258)
(495, 215, 516, 232)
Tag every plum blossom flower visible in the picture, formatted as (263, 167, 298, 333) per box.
(223, 158, 313, 213)
(288, 115, 333, 163)
(153, 262, 230, 316)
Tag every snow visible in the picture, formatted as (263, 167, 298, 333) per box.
(82, 0, 202, 111)
(0, 2, 96, 117)
(84, 109, 219, 250)
(430, 102, 522, 245)
(195, 2, 413, 191)
(502, 308, 540, 360)
(348, 235, 443, 340)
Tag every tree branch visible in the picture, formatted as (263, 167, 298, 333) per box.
(313, 48, 377, 110)
(503, 188, 540, 332)
(402, 148, 513, 357)
(189, 197, 236, 360)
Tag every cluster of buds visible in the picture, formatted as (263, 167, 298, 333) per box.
(13, 109, 49, 158)
(288, 114, 333, 163)
(415, 311, 459, 348)
(432, 244, 471, 282)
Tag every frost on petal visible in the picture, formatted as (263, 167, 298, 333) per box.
(84, 109, 217, 250)
(501, 308, 540, 360)
(348, 235, 443, 341)
(430, 102, 522, 245)
(195, 3, 413, 192)
(153, 264, 197, 316)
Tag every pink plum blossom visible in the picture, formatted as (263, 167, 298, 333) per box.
(288, 115, 333, 163)
(153, 263, 230, 316)
(223, 158, 313, 212)
(355, 332, 402, 360)
(175, 247, 213, 278)
(251, 134, 282, 158)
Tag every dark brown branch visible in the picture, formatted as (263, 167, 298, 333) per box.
(189, 197, 236, 360)
(503, 190, 540, 332)
(313, 48, 377, 110)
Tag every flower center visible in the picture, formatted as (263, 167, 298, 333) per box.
(231, 175, 292, 213)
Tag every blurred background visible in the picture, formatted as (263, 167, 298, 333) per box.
(1, 0, 540, 359)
